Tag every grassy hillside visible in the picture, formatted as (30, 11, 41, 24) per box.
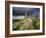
(13, 16, 40, 31)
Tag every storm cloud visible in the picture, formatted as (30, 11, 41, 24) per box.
(13, 7, 40, 16)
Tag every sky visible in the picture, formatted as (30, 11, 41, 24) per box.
(13, 7, 40, 16)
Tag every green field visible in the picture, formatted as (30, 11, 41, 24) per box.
(13, 16, 40, 31)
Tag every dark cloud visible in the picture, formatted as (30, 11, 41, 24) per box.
(13, 7, 40, 16)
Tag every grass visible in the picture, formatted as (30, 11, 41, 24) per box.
(13, 16, 40, 31)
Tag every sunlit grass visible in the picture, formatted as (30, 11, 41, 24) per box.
(13, 16, 40, 31)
